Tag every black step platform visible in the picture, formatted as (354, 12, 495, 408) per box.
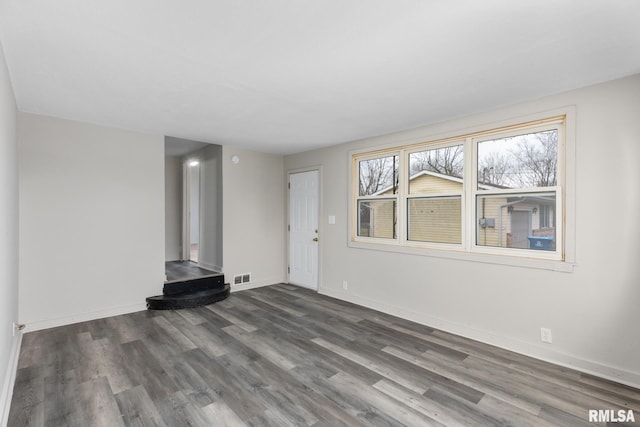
(163, 274, 225, 296)
(146, 284, 230, 310)
(147, 261, 230, 310)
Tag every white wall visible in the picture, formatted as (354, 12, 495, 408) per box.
(0, 40, 20, 426)
(164, 155, 182, 261)
(223, 146, 286, 289)
(189, 164, 200, 245)
(19, 113, 165, 330)
(285, 74, 640, 387)
(198, 144, 223, 271)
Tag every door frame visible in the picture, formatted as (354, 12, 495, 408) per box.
(287, 166, 322, 291)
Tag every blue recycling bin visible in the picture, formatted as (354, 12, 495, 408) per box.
(528, 236, 554, 250)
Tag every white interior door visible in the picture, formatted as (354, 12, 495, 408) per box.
(289, 170, 319, 289)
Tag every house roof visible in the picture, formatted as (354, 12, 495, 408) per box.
(372, 170, 497, 195)
(1, 1, 639, 154)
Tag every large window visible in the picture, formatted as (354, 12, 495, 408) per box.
(356, 154, 399, 239)
(407, 144, 464, 244)
(475, 128, 560, 253)
(351, 117, 566, 261)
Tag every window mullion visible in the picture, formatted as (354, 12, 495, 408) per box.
(464, 137, 475, 251)
(397, 149, 408, 244)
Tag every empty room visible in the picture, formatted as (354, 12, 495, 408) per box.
(1, 1, 640, 426)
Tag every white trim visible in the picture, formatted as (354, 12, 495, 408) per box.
(319, 287, 640, 390)
(23, 302, 147, 332)
(1, 332, 22, 427)
(287, 281, 317, 291)
(562, 108, 577, 264)
(349, 240, 575, 272)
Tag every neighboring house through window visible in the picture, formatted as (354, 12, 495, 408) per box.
(351, 113, 572, 266)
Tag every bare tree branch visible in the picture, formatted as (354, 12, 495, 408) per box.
(511, 131, 557, 187)
(478, 130, 557, 188)
(478, 152, 511, 186)
(410, 145, 463, 177)
(359, 156, 398, 195)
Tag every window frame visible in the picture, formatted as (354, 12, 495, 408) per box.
(353, 151, 400, 243)
(405, 139, 466, 248)
(349, 110, 574, 271)
(469, 121, 564, 261)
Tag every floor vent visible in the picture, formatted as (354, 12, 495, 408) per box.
(233, 275, 242, 285)
(242, 273, 251, 283)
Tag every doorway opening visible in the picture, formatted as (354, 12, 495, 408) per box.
(165, 137, 223, 283)
(185, 159, 200, 262)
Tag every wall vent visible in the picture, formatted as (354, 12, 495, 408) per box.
(233, 273, 251, 285)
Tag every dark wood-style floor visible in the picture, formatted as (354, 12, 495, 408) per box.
(9, 284, 640, 426)
(165, 260, 219, 283)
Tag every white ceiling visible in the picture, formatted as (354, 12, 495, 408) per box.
(1, 1, 639, 155)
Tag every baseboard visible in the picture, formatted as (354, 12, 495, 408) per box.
(287, 281, 318, 291)
(1, 332, 22, 427)
(23, 302, 147, 332)
(22, 279, 280, 331)
(319, 287, 640, 390)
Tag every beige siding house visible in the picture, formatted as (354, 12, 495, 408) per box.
(369, 171, 555, 249)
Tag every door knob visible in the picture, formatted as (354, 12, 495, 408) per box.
(313, 237, 319, 242)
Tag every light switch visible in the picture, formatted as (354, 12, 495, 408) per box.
(328, 215, 336, 225)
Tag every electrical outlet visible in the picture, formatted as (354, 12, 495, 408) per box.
(342, 280, 348, 290)
(541, 327, 553, 343)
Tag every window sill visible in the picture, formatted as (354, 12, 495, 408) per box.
(348, 240, 575, 273)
